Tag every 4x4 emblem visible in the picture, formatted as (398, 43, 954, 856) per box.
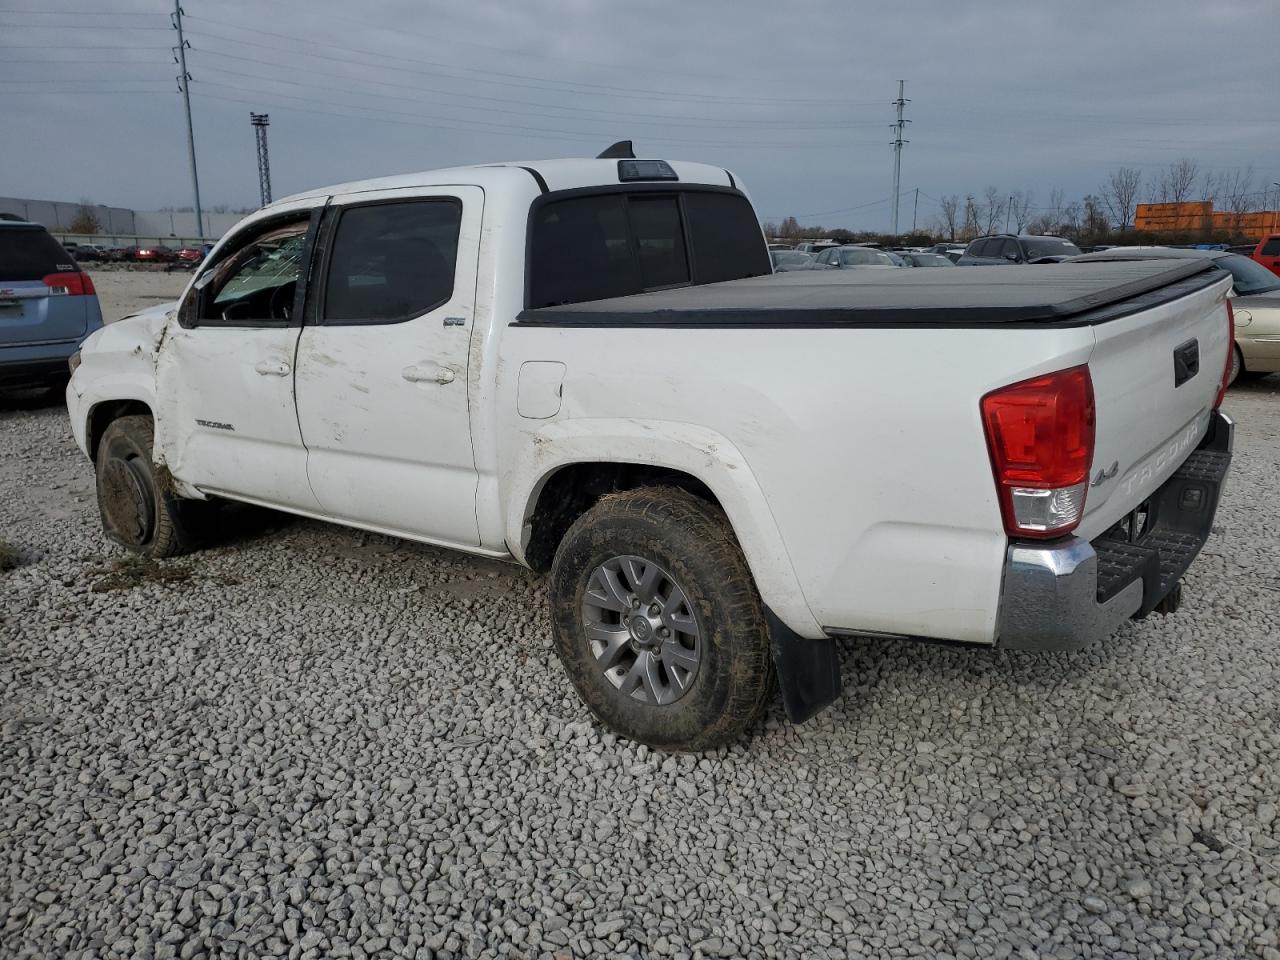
(1092, 461, 1119, 487)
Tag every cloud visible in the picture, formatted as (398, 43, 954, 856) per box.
(2, 0, 1276, 231)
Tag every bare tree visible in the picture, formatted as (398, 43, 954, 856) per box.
(1219, 166, 1257, 234)
(981, 186, 1006, 235)
(1156, 158, 1200, 204)
(1100, 167, 1142, 231)
(69, 204, 101, 235)
(1082, 195, 1110, 238)
(939, 195, 960, 240)
(1058, 199, 1084, 238)
(1009, 190, 1034, 232)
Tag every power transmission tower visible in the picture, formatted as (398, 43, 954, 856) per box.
(251, 113, 272, 207)
(170, 1, 203, 238)
(890, 80, 910, 235)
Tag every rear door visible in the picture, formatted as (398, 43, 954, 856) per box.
(0, 227, 88, 346)
(1076, 273, 1232, 540)
(293, 186, 483, 546)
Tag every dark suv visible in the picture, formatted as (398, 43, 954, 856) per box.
(957, 234, 1081, 265)
(0, 220, 104, 391)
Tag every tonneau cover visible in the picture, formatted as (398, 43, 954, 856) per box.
(517, 259, 1220, 327)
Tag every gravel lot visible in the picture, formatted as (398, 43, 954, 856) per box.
(88, 268, 191, 325)
(2, 373, 1278, 959)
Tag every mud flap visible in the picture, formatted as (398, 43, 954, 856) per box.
(765, 608, 842, 724)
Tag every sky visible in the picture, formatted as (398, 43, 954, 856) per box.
(2, 0, 1277, 233)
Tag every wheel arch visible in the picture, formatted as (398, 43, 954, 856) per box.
(506, 419, 823, 638)
(86, 398, 154, 462)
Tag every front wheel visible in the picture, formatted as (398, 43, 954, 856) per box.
(549, 486, 774, 750)
(95, 415, 209, 558)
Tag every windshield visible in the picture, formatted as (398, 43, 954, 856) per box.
(771, 250, 813, 266)
(1024, 238, 1082, 259)
(1220, 253, 1280, 295)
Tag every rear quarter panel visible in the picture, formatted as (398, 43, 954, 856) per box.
(497, 322, 1096, 643)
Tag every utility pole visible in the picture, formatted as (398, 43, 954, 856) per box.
(171, 1, 203, 238)
(890, 80, 910, 235)
(251, 113, 272, 208)
(1006, 195, 1013, 233)
(912, 187, 919, 233)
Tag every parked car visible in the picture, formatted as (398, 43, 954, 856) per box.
(1070, 246, 1280, 382)
(958, 234, 1082, 265)
(1250, 234, 1280, 278)
(927, 242, 968, 262)
(73, 243, 106, 262)
(794, 240, 840, 255)
(900, 252, 955, 267)
(68, 150, 1234, 749)
(812, 245, 901, 269)
(770, 249, 818, 272)
(175, 246, 205, 266)
(134, 245, 175, 263)
(0, 219, 103, 391)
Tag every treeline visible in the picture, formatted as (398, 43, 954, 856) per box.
(764, 160, 1271, 246)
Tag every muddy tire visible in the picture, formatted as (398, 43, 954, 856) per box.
(549, 486, 774, 751)
(95, 415, 207, 558)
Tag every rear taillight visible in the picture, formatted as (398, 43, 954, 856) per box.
(1215, 299, 1235, 410)
(981, 365, 1096, 540)
(42, 272, 95, 296)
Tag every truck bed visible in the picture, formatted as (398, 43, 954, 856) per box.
(516, 259, 1219, 327)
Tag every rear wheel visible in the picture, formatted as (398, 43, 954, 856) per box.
(1229, 345, 1243, 385)
(549, 486, 774, 750)
(96, 415, 209, 558)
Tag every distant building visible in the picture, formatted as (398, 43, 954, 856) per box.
(1135, 200, 1278, 239)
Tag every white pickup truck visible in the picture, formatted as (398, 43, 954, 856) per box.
(67, 146, 1235, 749)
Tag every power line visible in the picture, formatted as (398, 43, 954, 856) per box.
(182, 14, 859, 108)
(187, 56, 874, 134)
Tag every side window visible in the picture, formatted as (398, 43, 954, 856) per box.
(998, 238, 1020, 260)
(197, 217, 311, 325)
(967, 239, 987, 258)
(628, 195, 689, 289)
(684, 191, 771, 283)
(323, 200, 461, 324)
(528, 195, 642, 308)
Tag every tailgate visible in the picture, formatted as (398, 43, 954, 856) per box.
(0, 280, 90, 346)
(1077, 272, 1232, 540)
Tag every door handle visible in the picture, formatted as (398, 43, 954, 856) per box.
(402, 363, 455, 385)
(254, 360, 291, 377)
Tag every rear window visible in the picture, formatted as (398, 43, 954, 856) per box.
(684, 191, 771, 283)
(1024, 238, 1082, 259)
(1260, 237, 1280, 256)
(0, 227, 77, 282)
(528, 189, 768, 308)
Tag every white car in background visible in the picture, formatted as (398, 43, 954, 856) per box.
(812, 245, 902, 269)
(1071, 246, 1280, 382)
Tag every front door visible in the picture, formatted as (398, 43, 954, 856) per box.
(293, 186, 483, 546)
(156, 202, 324, 512)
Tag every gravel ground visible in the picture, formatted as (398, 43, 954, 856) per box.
(87, 269, 191, 325)
(1, 380, 1279, 960)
